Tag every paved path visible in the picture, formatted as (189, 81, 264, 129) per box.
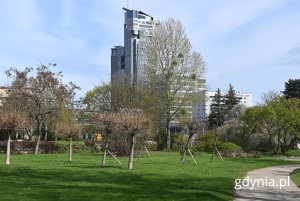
(277, 156, 300, 161)
(234, 164, 300, 201)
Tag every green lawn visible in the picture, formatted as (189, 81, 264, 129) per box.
(288, 150, 300, 187)
(291, 169, 300, 188)
(286, 149, 300, 157)
(0, 152, 296, 201)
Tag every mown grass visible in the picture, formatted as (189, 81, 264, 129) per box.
(276, 149, 300, 189)
(285, 149, 300, 157)
(291, 169, 300, 188)
(0, 152, 296, 201)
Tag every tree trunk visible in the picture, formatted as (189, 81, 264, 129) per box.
(34, 134, 41, 155)
(167, 122, 171, 151)
(5, 134, 11, 165)
(181, 134, 193, 164)
(44, 131, 47, 141)
(128, 134, 136, 170)
(102, 137, 109, 166)
(275, 132, 281, 155)
(34, 122, 42, 155)
(69, 137, 72, 162)
(28, 126, 33, 141)
(54, 123, 58, 141)
(44, 123, 48, 140)
(268, 132, 273, 151)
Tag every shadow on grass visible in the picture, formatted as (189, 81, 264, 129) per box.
(68, 164, 124, 170)
(1, 153, 297, 201)
(0, 167, 232, 201)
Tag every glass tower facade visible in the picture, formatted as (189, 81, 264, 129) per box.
(111, 8, 158, 85)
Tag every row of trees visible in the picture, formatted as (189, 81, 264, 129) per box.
(0, 18, 206, 169)
(0, 68, 152, 169)
(218, 97, 300, 154)
(0, 64, 83, 164)
(2, 64, 79, 153)
(205, 79, 300, 155)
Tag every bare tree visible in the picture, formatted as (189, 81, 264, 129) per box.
(259, 90, 281, 105)
(92, 112, 119, 166)
(0, 108, 25, 165)
(145, 18, 206, 151)
(5, 64, 79, 155)
(56, 121, 83, 162)
(117, 111, 151, 170)
(180, 117, 206, 164)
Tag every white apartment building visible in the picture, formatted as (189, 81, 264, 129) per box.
(0, 86, 10, 105)
(169, 78, 206, 125)
(193, 91, 252, 121)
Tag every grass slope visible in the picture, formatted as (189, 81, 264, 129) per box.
(291, 169, 300, 188)
(0, 152, 295, 201)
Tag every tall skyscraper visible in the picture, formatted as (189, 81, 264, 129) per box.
(111, 8, 158, 85)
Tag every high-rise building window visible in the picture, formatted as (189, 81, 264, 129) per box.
(121, 56, 125, 69)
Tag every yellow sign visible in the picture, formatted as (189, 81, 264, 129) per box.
(97, 133, 102, 141)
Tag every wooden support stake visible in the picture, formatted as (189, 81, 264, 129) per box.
(107, 149, 122, 165)
(215, 148, 224, 161)
(188, 149, 197, 165)
(137, 145, 144, 162)
(211, 148, 224, 162)
(144, 145, 153, 161)
(138, 145, 153, 161)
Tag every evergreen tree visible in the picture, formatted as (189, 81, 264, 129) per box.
(209, 88, 225, 128)
(224, 84, 240, 111)
(283, 79, 300, 99)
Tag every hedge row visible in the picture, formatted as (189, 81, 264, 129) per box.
(0, 140, 101, 154)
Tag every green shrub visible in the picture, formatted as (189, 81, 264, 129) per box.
(172, 133, 188, 152)
(195, 130, 221, 152)
(0, 141, 54, 154)
(285, 150, 300, 157)
(0, 140, 96, 154)
(84, 140, 102, 153)
(218, 142, 242, 152)
(218, 142, 243, 157)
(154, 131, 167, 150)
(54, 141, 90, 153)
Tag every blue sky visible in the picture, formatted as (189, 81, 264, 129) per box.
(0, 0, 299, 104)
